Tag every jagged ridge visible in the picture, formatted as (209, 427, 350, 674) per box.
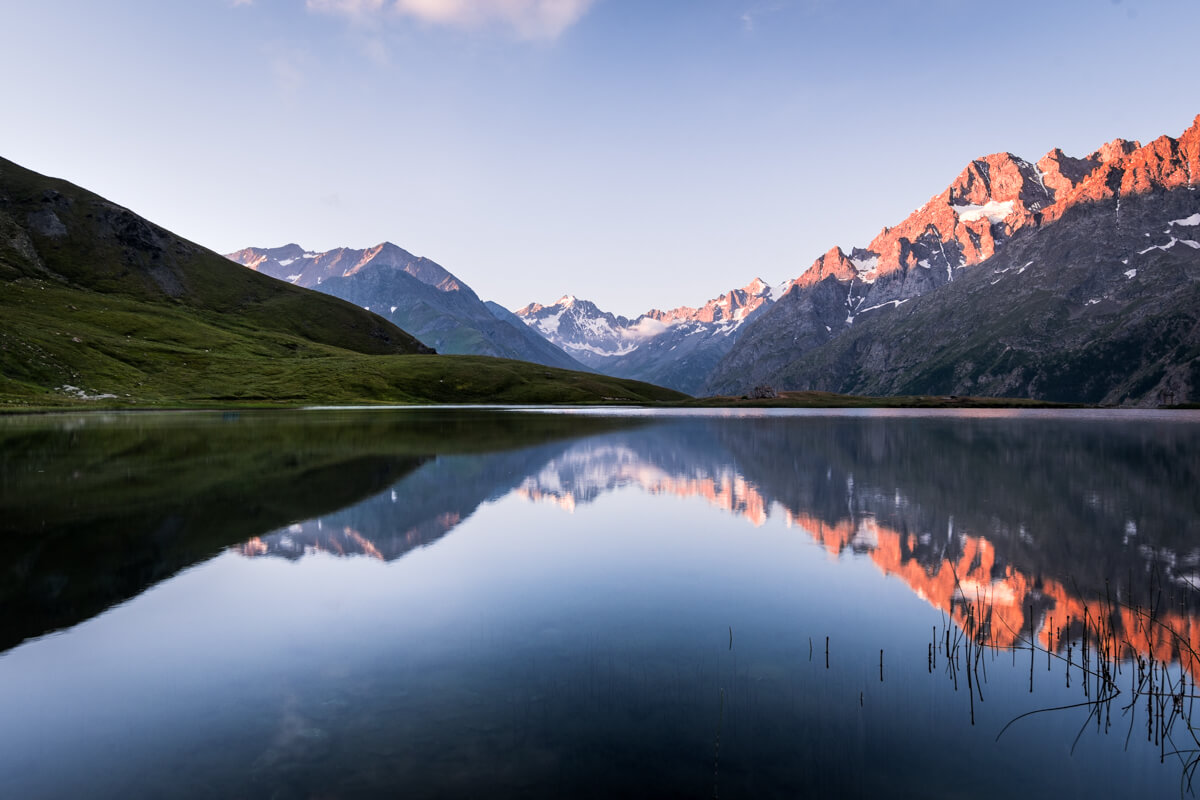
(514, 278, 785, 392)
(705, 114, 1200, 403)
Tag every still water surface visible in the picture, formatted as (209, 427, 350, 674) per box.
(2, 407, 1200, 798)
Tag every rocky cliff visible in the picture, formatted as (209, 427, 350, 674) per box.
(705, 115, 1200, 404)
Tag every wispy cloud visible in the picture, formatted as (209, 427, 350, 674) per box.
(740, 1, 789, 33)
(306, 0, 597, 40)
(262, 43, 308, 94)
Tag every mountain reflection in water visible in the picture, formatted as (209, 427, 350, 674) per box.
(239, 412, 1200, 668)
(4, 408, 1200, 799)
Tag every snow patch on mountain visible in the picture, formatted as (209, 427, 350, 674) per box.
(1139, 237, 1200, 255)
(952, 200, 1015, 224)
(850, 254, 879, 273)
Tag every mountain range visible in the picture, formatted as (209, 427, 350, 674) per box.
(7, 114, 1198, 407)
(225, 242, 587, 371)
(704, 115, 1200, 403)
(0, 157, 684, 407)
(220, 115, 1199, 404)
(509, 115, 1200, 404)
(513, 278, 786, 393)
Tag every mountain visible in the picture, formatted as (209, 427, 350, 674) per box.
(705, 115, 1200, 404)
(0, 156, 686, 407)
(0, 156, 434, 403)
(516, 294, 640, 362)
(226, 242, 588, 372)
(514, 278, 785, 393)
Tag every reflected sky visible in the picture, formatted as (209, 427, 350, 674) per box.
(2, 408, 1200, 798)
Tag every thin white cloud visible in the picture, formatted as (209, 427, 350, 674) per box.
(262, 43, 308, 94)
(740, 1, 789, 33)
(623, 318, 669, 340)
(307, 0, 387, 16)
(307, 0, 596, 40)
(359, 35, 391, 65)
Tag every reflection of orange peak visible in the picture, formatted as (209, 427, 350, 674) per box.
(786, 510, 1199, 665)
(648, 473, 769, 527)
(518, 467, 770, 526)
(787, 508, 1033, 646)
(514, 462, 1200, 664)
(515, 486, 577, 512)
(239, 537, 269, 556)
(343, 526, 385, 561)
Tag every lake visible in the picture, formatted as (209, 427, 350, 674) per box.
(3, 407, 1200, 799)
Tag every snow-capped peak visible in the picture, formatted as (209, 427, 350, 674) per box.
(745, 277, 770, 296)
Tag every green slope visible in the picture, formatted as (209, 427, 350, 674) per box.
(0, 157, 686, 407)
(0, 279, 684, 406)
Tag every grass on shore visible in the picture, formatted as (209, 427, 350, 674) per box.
(0, 278, 687, 409)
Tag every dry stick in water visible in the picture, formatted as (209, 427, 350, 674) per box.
(1048, 615, 1053, 671)
(1030, 603, 1035, 693)
(1067, 643, 1072, 689)
(965, 636, 975, 725)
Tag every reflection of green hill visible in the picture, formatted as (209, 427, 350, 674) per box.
(0, 410, 643, 652)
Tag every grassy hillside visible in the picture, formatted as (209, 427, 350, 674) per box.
(0, 156, 686, 407)
(0, 279, 684, 407)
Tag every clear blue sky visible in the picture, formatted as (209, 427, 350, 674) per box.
(2, 0, 1196, 316)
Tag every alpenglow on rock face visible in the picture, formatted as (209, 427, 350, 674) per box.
(226, 243, 587, 371)
(514, 279, 786, 393)
(702, 114, 1200, 405)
